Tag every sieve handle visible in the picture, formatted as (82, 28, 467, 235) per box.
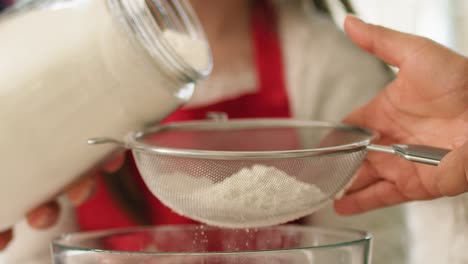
(367, 144, 451, 166)
(87, 137, 127, 148)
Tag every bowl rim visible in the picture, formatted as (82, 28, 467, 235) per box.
(52, 224, 372, 256)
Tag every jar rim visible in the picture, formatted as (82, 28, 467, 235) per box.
(107, 0, 213, 82)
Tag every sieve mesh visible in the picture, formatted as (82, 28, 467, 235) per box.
(127, 119, 373, 228)
(133, 149, 368, 227)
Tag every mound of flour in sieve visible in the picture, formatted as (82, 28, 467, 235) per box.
(154, 165, 327, 228)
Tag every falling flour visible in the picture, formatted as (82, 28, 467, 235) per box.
(153, 165, 327, 228)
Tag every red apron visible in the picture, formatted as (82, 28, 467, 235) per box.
(77, 0, 291, 230)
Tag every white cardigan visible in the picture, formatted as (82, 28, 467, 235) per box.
(1, 2, 409, 264)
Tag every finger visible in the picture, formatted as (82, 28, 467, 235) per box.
(344, 15, 428, 67)
(26, 201, 60, 229)
(66, 173, 98, 206)
(101, 152, 125, 173)
(0, 229, 13, 251)
(344, 160, 380, 193)
(437, 142, 468, 196)
(334, 181, 409, 215)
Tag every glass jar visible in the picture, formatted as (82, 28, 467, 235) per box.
(52, 225, 372, 264)
(0, 0, 212, 229)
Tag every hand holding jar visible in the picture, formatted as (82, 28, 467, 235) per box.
(0, 0, 211, 249)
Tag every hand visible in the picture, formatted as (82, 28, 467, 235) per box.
(334, 16, 468, 215)
(0, 154, 125, 250)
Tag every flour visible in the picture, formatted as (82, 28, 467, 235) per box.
(153, 165, 326, 228)
(163, 30, 209, 72)
(0, 0, 210, 229)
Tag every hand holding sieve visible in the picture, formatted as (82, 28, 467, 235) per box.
(88, 119, 450, 228)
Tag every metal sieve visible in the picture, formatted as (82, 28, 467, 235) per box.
(88, 118, 450, 228)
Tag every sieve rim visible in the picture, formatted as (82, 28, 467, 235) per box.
(125, 118, 376, 160)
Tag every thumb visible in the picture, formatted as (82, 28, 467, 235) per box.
(344, 15, 427, 67)
(436, 141, 468, 196)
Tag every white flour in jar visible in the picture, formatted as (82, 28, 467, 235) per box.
(0, 0, 209, 229)
(153, 165, 326, 228)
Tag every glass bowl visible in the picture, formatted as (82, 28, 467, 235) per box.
(51, 225, 372, 264)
